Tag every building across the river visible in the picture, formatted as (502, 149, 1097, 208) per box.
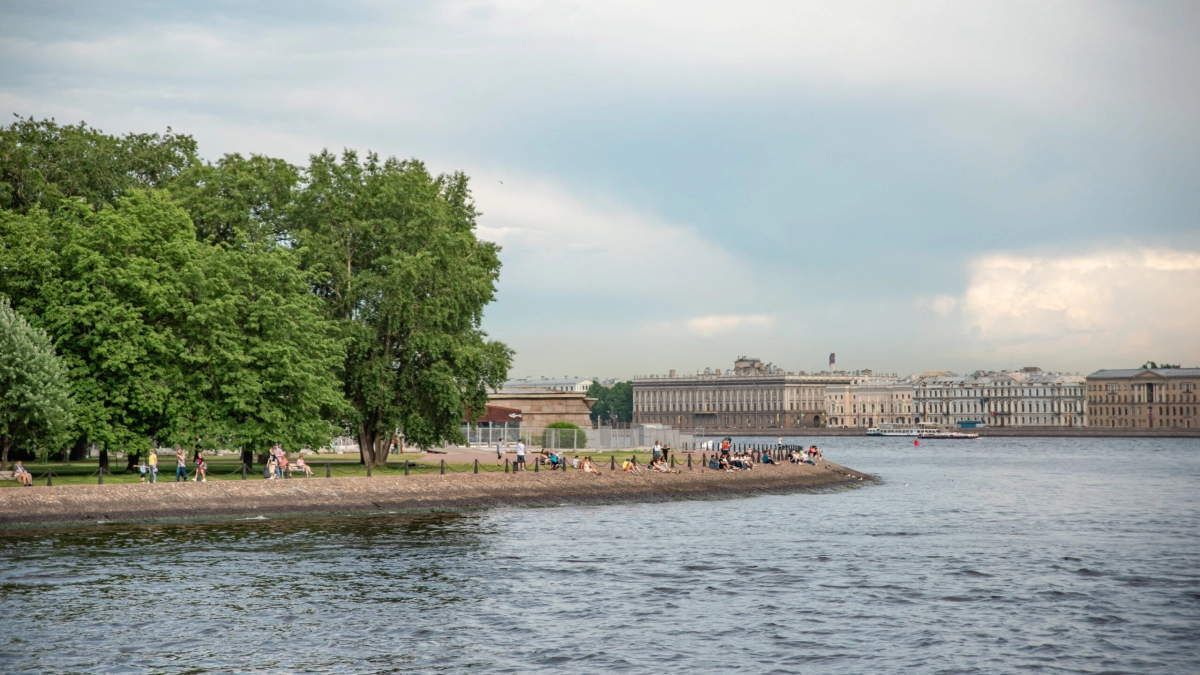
(913, 367, 1087, 428)
(633, 357, 872, 430)
(503, 376, 594, 393)
(1086, 367, 1199, 429)
(825, 379, 915, 428)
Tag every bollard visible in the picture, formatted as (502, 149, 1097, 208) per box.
(670, 455, 676, 468)
(505, 458, 510, 473)
(610, 456, 616, 470)
(98, 467, 103, 485)
(687, 454, 692, 470)
(367, 462, 372, 477)
(404, 461, 409, 476)
(534, 457, 538, 472)
(46, 470, 52, 486)
(241, 463, 247, 479)
(474, 459, 479, 474)
(440, 459, 445, 475)
(326, 462, 331, 478)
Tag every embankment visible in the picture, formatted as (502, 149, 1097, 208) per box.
(0, 462, 870, 527)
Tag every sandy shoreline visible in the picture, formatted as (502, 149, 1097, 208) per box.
(0, 461, 871, 527)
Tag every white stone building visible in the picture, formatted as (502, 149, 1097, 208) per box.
(913, 367, 1087, 428)
(503, 376, 594, 393)
(825, 380, 915, 428)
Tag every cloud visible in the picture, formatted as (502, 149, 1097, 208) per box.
(684, 314, 776, 338)
(469, 170, 758, 305)
(956, 248, 1200, 362)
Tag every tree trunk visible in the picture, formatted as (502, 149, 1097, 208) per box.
(1, 435, 10, 471)
(125, 451, 139, 473)
(377, 435, 392, 466)
(242, 448, 254, 468)
(357, 422, 377, 467)
(69, 435, 89, 462)
(98, 447, 109, 472)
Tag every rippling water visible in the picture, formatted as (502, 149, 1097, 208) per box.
(1, 437, 1198, 674)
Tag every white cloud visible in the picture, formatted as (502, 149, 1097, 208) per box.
(469, 170, 757, 304)
(685, 314, 776, 338)
(956, 248, 1200, 363)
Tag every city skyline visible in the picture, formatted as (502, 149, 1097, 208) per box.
(3, 1, 1197, 379)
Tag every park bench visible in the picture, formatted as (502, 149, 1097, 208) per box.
(0, 471, 14, 481)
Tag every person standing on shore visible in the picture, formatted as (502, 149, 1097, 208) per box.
(174, 446, 188, 482)
(652, 441, 662, 462)
(495, 439, 504, 465)
(147, 448, 158, 483)
(193, 451, 208, 482)
(515, 440, 526, 471)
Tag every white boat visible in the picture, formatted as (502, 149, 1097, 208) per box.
(865, 423, 940, 437)
(865, 423, 979, 439)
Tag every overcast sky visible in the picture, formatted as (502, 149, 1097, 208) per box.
(3, 1, 1198, 378)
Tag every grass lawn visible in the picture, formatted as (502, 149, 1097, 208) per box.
(1, 450, 681, 487)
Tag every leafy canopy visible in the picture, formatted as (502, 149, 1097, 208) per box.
(0, 297, 74, 467)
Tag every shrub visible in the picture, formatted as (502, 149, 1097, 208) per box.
(539, 421, 587, 449)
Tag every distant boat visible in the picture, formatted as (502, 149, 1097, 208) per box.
(866, 423, 978, 439)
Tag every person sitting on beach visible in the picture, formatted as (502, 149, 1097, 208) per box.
(621, 459, 643, 475)
(812, 446, 824, 463)
(718, 456, 732, 472)
(294, 456, 312, 477)
(13, 461, 33, 486)
(571, 455, 580, 469)
(790, 448, 802, 464)
(582, 457, 602, 476)
(651, 458, 679, 474)
(761, 450, 777, 465)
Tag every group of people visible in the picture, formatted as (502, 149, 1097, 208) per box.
(265, 444, 312, 479)
(789, 446, 823, 464)
(136, 446, 207, 482)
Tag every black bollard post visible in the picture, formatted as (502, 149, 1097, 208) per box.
(440, 459, 445, 475)
(505, 458, 510, 473)
(326, 462, 331, 478)
(474, 459, 479, 474)
(610, 456, 616, 470)
(534, 457, 539, 473)
(46, 470, 52, 486)
(242, 463, 247, 479)
(404, 461, 409, 476)
(687, 454, 692, 470)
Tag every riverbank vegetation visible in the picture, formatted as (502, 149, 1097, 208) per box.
(0, 116, 511, 467)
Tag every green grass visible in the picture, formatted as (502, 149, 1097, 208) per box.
(2, 450, 686, 487)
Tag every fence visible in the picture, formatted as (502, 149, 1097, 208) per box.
(456, 425, 694, 450)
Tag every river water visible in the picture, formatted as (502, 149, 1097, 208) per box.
(1, 437, 1197, 674)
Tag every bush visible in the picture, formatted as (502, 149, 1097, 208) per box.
(539, 421, 587, 449)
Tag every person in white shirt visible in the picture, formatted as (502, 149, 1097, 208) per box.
(515, 441, 526, 470)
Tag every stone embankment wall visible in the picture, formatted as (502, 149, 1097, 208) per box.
(0, 462, 869, 527)
(714, 428, 1199, 438)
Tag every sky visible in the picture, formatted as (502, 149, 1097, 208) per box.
(2, 1, 1198, 379)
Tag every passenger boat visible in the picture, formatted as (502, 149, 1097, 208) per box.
(865, 423, 979, 439)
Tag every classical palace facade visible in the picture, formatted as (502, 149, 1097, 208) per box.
(825, 382, 915, 428)
(632, 358, 858, 430)
(913, 368, 1087, 428)
(1085, 367, 1199, 429)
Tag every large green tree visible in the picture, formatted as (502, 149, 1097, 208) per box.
(295, 150, 512, 465)
(0, 297, 74, 469)
(588, 381, 634, 426)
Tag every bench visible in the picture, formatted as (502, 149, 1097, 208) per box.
(0, 471, 14, 481)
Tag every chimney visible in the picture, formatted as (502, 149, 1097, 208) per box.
(669, 369, 676, 378)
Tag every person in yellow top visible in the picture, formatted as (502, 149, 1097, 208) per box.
(147, 449, 158, 483)
(621, 459, 643, 475)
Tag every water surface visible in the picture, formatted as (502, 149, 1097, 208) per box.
(1, 437, 1197, 673)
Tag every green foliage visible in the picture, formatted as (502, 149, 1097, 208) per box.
(169, 153, 299, 245)
(588, 380, 633, 425)
(540, 421, 586, 449)
(0, 116, 197, 213)
(295, 150, 512, 462)
(0, 297, 74, 467)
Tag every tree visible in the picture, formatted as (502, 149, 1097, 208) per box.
(0, 116, 197, 214)
(0, 297, 74, 469)
(1143, 361, 1181, 369)
(588, 381, 634, 426)
(295, 150, 512, 466)
(541, 421, 587, 449)
(169, 153, 299, 245)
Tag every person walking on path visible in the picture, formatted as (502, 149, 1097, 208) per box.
(193, 450, 208, 482)
(272, 444, 285, 479)
(147, 448, 158, 483)
(515, 440, 526, 471)
(174, 446, 188, 482)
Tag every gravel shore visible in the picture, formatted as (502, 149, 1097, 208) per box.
(0, 461, 872, 526)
